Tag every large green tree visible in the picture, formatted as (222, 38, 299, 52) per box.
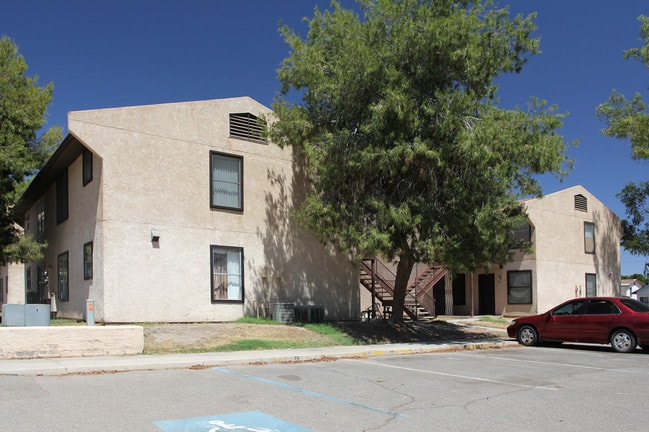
(271, 0, 572, 322)
(596, 16, 649, 257)
(0, 36, 61, 264)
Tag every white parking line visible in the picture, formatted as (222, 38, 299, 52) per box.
(448, 352, 646, 374)
(349, 359, 557, 391)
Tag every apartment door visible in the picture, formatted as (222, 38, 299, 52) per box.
(478, 274, 496, 315)
(433, 279, 446, 316)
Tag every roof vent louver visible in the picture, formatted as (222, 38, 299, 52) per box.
(229, 112, 266, 143)
(574, 194, 587, 212)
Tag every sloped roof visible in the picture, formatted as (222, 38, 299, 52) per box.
(13, 133, 86, 223)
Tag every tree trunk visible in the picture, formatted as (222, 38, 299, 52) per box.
(390, 254, 415, 324)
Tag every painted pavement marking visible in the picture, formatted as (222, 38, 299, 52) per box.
(349, 359, 557, 391)
(154, 410, 312, 432)
(212, 367, 406, 418)
(449, 352, 649, 374)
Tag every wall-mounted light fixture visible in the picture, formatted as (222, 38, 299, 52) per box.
(151, 229, 160, 242)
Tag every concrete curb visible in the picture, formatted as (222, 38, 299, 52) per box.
(0, 339, 519, 376)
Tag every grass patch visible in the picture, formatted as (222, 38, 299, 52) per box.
(50, 318, 86, 326)
(234, 317, 277, 325)
(214, 339, 318, 352)
(479, 316, 507, 323)
(302, 322, 358, 345)
(478, 316, 509, 325)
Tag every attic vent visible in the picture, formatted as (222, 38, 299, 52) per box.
(574, 194, 587, 212)
(229, 112, 266, 143)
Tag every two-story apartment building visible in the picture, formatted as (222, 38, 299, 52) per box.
(9, 97, 359, 323)
(448, 186, 621, 316)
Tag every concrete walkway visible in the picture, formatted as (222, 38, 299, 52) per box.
(0, 338, 518, 376)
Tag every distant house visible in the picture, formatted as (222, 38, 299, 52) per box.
(622, 279, 643, 299)
(6, 97, 359, 323)
(633, 285, 649, 306)
(451, 186, 622, 316)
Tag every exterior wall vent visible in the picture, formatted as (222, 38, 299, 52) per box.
(229, 112, 266, 143)
(574, 194, 588, 212)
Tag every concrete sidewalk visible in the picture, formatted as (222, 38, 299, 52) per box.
(0, 338, 518, 376)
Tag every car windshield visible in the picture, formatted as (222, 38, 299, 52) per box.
(619, 298, 649, 312)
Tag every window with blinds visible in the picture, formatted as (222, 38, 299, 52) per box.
(210, 152, 243, 210)
(211, 245, 244, 302)
(584, 222, 595, 254)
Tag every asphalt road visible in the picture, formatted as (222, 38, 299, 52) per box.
(2, 344, 648, 431)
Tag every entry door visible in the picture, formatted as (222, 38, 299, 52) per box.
(433, 279, 446, 316)
(478, 274, 496, 315)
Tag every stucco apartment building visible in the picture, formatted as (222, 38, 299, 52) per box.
(448, 186, 622, 317)
(7, 97, 359, 323)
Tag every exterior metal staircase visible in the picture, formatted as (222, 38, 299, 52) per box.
(360, 258, 447, 320)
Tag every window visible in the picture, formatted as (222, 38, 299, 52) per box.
(553, 300, 587, 315)
(510, 221, 531, 244)
(58, 251, 69, 301)
(507, 270, 532, 304)
(585, 300, 619, 315)
(574, 194, 588, 212)
(640, 297, 649, 306)
(452, 274, 466, 305)
(211, 246, 243, 302)
(229, 112, 266, 143)
(56, 170, 68, 224)
(584, 222, 595, 254)
(83, 242, 93, 280)
(210, 152, 243, 210)
(621, 298, 649, 311)
(25, 266, 31, 291)
(585, 273, 596, 297)
(82, 149, 93, 186)
(37, 199, 46, 240)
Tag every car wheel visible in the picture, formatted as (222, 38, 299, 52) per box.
(610, 329, 636, 353)
(517, 325, 539, 346)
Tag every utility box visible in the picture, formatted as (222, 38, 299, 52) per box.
(2, 304, 50, 326)
(294, 305, 325, 323)
(271, 302, 295, 323)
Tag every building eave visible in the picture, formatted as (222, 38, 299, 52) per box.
(13, 133, 86, 223)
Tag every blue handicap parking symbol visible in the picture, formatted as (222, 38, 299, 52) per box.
(153, 410, 313, 432)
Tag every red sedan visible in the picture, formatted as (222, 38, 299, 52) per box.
(507, 297, 649, 353)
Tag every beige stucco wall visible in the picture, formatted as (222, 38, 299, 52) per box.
(525, 186, 621, 312)
(436, 186, 621, 317)
(22, 150, 101, 319)
(0, 262, 25, 305)
(25, 97, 358, 323)
(472, 186, 620, 316)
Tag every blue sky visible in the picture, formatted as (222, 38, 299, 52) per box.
(2, 1, 648, 275)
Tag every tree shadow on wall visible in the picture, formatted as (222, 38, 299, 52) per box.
(246, 145, 359, 321)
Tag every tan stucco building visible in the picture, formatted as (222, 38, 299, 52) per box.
(9, 97, 359, 323)
(449, 186, 622, 316)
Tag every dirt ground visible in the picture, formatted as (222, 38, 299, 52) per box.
(142, 319, 509, 354)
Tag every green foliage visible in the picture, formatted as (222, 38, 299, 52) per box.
(271, 0, 572, 320)
(0, 36, 61, 264)
(596, 16, 649, 257)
